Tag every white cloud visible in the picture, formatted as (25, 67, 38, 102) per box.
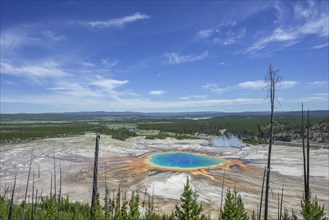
(245, 2, 329, 56)
(91, 77, 129, 91)
(101, 59, 119, 68)
(201, 83, 230, 94)
(164, 51, 208, 65)
(179, 95, 208, 100)
(2, 94, 265, 112)
(197, 29, 213, 39)
(149, 90, 166, 96)
(47, 75, 130, 101)
(278, 81, 298, 89)
(290, 93, 329, 103)
(306, 81, 328, 87)
(43, 30, 66, 41)
(237, 80, 298, 89)
(0, 29, 26, 50)
(84, 12, 150, 28)
(311, 43, 329, 49)
(214, 29, 246, 45)
(237, 80, 266, 89)
(197, 21, 245, 45)
(1, 27, 67, 51)
(0, 59, 67, 78)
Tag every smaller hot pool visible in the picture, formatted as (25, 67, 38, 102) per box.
(148, 152, 226, 169)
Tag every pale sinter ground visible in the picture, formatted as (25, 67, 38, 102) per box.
(0, 133, 328, 219)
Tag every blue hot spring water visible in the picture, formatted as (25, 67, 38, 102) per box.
(148, 152, 225, 169)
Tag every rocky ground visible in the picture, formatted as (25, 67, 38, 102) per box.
(0, 133, 328, 219)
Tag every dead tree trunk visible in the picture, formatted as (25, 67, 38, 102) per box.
(104, 166, 109, 220)
(279, 185, 284, 220)
(90, 135, 100, 217)
(53, 147, 57, 203)
(277, 192, 280, 220)
(50, 172, 52, 198)
(22, 152, 33, 220)
(57, 160, 62, 220)
(220, 169, 226, 213)
(31, 172, 35, 220)
(264, 64, 280, 220)
(301, 103, 307, 199)
(258, 165, 267, 220)
(8, 172, 17, 220)
(306, 110, 310, 200)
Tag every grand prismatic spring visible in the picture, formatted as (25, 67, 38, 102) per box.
(147, 152, 226, 169)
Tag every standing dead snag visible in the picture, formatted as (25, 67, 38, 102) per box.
(279, 185, 284, 220)
(53, 147, 57, 202)
(90, 135, 100, 218)
(31, 172, 35, 220)
(301, 103, 307, 199)
(23, 151, 33, 220)
(219, 169, 225, 213)
(57, 160, 62, 220)
(301, 104, 311, 201)
(258, 165, 266, 220)
(8, 172, 17, 220)
(264, 64, 280, 220)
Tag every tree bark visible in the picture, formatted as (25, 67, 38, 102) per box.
(90, 135, 100, 218)
(264, 64, 279, 220)
(8, 172, 17, 220)
(258, 165, 266, 220)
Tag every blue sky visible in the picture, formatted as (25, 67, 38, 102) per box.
(1, 1, 328, 113)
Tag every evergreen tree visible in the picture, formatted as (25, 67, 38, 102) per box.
(175, 176, 205, 220)
(121, 191, 129, 220)
(218, 188, 249, 220)
(145, 194, 155, 220)
(46, 198, 58, 220)
(114, 187, 122, 220)
(301, 196, 326, 220)
(0, 197, 8, 219)
(104, 187, 111, 220)
(250, 210, 256, 220)
(129, 191, 140, 220)
(92, 193, 104, 220)
(282, 209, 298, 220)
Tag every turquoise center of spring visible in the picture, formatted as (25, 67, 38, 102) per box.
(148, 152, 225, 169)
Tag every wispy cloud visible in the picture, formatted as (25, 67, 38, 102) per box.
(91, 76, 129, 91)
(47, 75, 130, 100)
(149, 90, 166, 96)
(101, 59, 119, 68)
(2, 94, 265, 112)
(43, 30, 66, 41)
(1, 59, 67, 79)
(237, 80, 265, 89)
(1, 27, 67, 51)
(289, 93, 329, 103)
(164, 51, 208, 65)
(279, 81, 298, 89)
(306, 81, 328, 88)
(237, 80, 298, 89)
(197, 21, 246, 45)
(0, 29, 26, 50)
(310, 43, 329, 49)
(245, 1, 328, 56)
(201, 83, 230, 94)
(178, 95, 208, 101)
(83, 12, 150, 28)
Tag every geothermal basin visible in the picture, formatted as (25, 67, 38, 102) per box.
(1, 134, 328, 219)
(147, 152, 226, 169)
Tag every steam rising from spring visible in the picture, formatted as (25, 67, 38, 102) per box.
(211, 135, 245, 148)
